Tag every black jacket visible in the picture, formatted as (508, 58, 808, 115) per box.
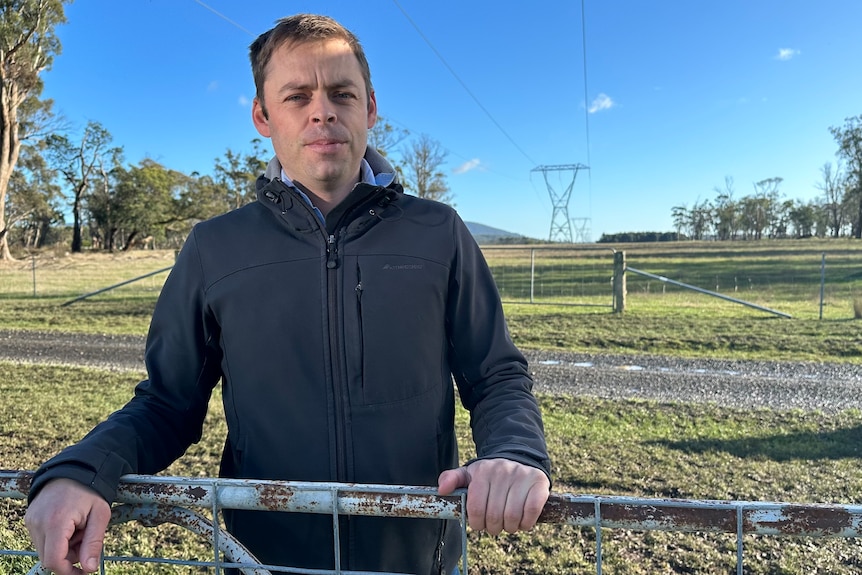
(31, 149, 551, 575)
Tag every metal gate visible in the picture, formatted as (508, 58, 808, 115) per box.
(3, 471, 862, 574)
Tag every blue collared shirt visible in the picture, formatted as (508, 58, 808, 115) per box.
(280, 159, 395, 225)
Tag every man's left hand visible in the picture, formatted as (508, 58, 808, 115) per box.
(437, 459, 550, 535)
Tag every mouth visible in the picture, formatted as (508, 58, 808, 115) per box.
(305, 138, 347, 154)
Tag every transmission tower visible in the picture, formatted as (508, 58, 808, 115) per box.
(531, 164, 589, 243)
(571, 217, 592, 243)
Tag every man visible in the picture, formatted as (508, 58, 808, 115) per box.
(25, 14, 551, 575)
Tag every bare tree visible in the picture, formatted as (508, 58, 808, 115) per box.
(368, 115, 408, 160)
(400, 134, 453, 205)
(47, 121, 121, 252)
(0, 0, 68, 259)
(816, 162, 847, 237)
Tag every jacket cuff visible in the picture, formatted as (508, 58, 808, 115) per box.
(28, 450, 128, 504)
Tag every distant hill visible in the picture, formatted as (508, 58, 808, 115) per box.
(465, 222, 525, 244)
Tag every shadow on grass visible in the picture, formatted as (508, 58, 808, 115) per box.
(650, 425, 862, 461)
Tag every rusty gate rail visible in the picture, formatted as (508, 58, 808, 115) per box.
(4, 470, 862, 574)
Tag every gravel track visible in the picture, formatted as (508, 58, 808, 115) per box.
(1, 330, 860, 414)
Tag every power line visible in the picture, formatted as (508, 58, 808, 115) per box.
(391, 0, 537, 166)
(581, 0, 593, 219)
(193, 0, 255, 37)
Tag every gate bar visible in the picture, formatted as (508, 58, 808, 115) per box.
(627, 266, 792, 318)
(4, 471, 862, 537)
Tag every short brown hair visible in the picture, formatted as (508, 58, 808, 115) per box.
(249, 14, 373, 109)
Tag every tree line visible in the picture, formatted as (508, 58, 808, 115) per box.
(0, 0, 453, 259)
(667, 116, 862, 242)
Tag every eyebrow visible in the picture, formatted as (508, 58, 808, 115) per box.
(276, 79, 360, 95)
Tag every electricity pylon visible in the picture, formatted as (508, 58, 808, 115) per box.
(571, 217, 592, 243)
(531, 164, 589, 243)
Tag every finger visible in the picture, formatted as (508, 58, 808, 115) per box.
(482, 479, 510, 536)
(78, 503, 111, 573)
(437, 466, 470, 495)
(41, 524, 78, 575)
(519, 481, 550, 531)
(465, 474, 491, 533)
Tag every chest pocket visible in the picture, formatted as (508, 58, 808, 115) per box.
(347, 255, 449, 405)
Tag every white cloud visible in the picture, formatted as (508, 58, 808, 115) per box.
(238, 95, 250, 107)
(775, 48, 800, 61)
(588, 93, 614, 114)
(452, 159, 481, 174)
(207, 81, 219, 92)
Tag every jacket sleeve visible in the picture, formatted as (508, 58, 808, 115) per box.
(29, 230, 223, 503)
(444, 215, 552, 482)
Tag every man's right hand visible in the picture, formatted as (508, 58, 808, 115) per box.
(24, 478, 111, 575)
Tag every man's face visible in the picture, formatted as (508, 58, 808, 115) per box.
(252, 38, 377, 196)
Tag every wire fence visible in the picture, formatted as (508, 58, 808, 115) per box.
(3, 471, 862, 574)
(0, 243, 859, 319)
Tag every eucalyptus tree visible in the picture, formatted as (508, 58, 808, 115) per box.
(88, 159, 188, 251)
(829, 116, 862, 238)
(213, 139, 268, 212)
(0, 0, 68, 258)
(712, 176, 738, 241)
(400, 133, 453, 205)
(46, 121, 122, 252)
(816, 162, 847, 237)
(368, 115, 408, 160)
(4, 133, 62, 248)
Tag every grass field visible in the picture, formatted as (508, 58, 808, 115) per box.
(0, 239, 860, 362)
(3, 363, 862, 574)
(1, 240, 862, 573)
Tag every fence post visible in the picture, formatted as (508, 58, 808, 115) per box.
(530, 248, 536, 304)
(31, 253, 37, 297)
(613, 251, 626, 313)
(819, 252, 826, 320)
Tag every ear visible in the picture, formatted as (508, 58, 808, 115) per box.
(366, 90, 378, 129)
(252, 97, 271, 137)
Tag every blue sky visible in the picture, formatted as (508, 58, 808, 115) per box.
(41, 0, 862, 241)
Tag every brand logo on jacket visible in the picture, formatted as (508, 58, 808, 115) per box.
(382, 263, 424, 271)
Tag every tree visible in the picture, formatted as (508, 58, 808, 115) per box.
(816, 162, 848, 237)
(47, 121, 122, 252)
(213, 139, 267, 212)
(788, 200, 817, 238)
(4, 132, 63, 248)
(0, 0, 68, 259)
(88, 159, 187, 251)
(368, 115, 408, 159)
(829, 116, 862, 238)
(671, 204, 688, 240)
(712, 176, 738, 241)
(400, 134, 453, 205)
(749, 177, 783, 240)
(687, 198, 713, 240)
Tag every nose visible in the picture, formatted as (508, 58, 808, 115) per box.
(311, 101, 336, 124)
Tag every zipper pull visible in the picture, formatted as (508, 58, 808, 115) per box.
(326, 234, 338, 269)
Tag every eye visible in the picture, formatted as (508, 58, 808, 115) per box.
(333, 91, 357, 101)
(284, 93, 308, 103)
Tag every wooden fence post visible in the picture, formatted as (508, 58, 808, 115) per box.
(613, 250, 626, 313)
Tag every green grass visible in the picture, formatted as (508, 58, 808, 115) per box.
(2, 242, 862, 572)
(3, 362, 862, 574)
(1, 241, 860, 362)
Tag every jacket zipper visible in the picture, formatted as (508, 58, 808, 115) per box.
(354, 262, 364, 389)
(326, 229, 354, 567)
(326, 232, 348, 482)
